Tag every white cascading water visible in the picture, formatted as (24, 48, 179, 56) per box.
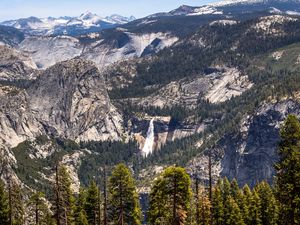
(142, 118, 155, 157)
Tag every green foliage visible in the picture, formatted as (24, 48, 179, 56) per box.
(0, 181, 9, 225)
(74, 188, 88, 225)
(11, 138, 75, 196)
(108, 163, 142, 225)
(211, 186, 224, 225)
(275, 114, 300, 225)
(148, 166, 192, 225)
(79, 140, 140, 186)
(74, 210, 88, 225)
(211, 178, 279, 225)
(224, 196, 245, 225)
(85, 181, 101, 225)
(254, 181, 279, 225)
(53, 165, 76, 225)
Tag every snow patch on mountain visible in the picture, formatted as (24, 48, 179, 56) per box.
(209, 0, 263, 7)
(269, 7, 282, 14)
(1, 12, 135, 36)
(189, 6, 223, 15)
(286, 10, 300, 16)
(252, 15, 298, 35)
(210, 20, 237, 26)
(105, 14, 136, 24)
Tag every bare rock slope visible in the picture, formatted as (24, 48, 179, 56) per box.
(0, 59, 123, 149)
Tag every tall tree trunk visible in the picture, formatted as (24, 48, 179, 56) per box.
(35, 201, 39, 225)
(195, 178, 200, 225)
(64, 208, 68, 225)
(119, 180, 124, 225)
(208, 150, 212, 201)
(208, 150, 213, 225)
(103, 166, 108, 225)
(8, 178, 12, 225)
(172, 175, 178, 225)
(56, 164, 61, 225)
(98, 190, 101, 225)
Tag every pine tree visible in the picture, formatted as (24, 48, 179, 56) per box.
(230, 179, 240, 200)
(148, 166, 192, 225)
(148, 176, 169, 225)
(224, 197, 245, 225)
(243, 185, 262, 225)
(53, 165, 75, 225)
(198, 186, 211, 225)
(211, 186, 224, 225)
(108, 163, 142, 225)
(74, 211, 88, 225)
(85, 181, 101, 225)
(103, 166, 108, 225)
(0, 181, 9, 225)
(221, 178, 231, 203)
(235, 189, 248, 224)
(75, 188, 88, 225)
(254, 181, 279, 225)
(27, 191, 50, 225)
(242, 184, 252, 225)
(275, 114, 300, 225)
(250, 190, 262, 225)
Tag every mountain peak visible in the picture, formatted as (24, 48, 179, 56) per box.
(105, 14, 136, 24)
(169, 5, 196, 15)
(79, 11, 100, 20)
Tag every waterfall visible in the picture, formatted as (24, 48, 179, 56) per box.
(142, 118, 155, 157)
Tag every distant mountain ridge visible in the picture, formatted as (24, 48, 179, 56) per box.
(0, 12, 136, 36)
(148, 0, 300, 17)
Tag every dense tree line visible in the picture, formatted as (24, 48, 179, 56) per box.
(0, 115, 299, 224)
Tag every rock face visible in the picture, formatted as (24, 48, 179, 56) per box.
(19, 36, 83, 68)
(0, 25, 25, 47)
(0, 89, 42, 148)
(188, 99, 300, 187)
(27, 59, 123, 142)
(0, 45, 37, 81)
(136, 67, 253, 108)
(0, 59, 123, 149)
(19, 32, 178, 70)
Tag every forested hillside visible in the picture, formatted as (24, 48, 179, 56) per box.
(1, 1, 300, 224)
(0, 115, 299, 224)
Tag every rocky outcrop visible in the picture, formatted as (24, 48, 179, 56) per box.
(135, 67, 253, 108)
(0, 25, 25, 47)
(0, 59, 123, 149)
(19, 36, 83, 68)
(19, 32, 178, 70)
(0, 45, 37, 81)
(0, 89, 42, 148)
(27, 59, 124, 142)
(188, 99, 300, 187)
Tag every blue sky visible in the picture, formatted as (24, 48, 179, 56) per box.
(0, 0, 218, 21)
